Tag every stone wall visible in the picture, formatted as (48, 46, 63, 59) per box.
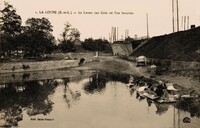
(0, 60, 79, 73)
(67, 52, 96, 62)
(0, 52, 109, 74)
(111, 43, 133, 56)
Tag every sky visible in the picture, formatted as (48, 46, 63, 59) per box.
(0, 0, 200, 41)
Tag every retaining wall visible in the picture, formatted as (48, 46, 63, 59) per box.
(127, 56, 200, 69)
(0, 60, 79, 73)
(111, 43, 133, 56)
(0, 52, 111, 74)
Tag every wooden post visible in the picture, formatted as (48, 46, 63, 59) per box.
(172, 0, 175, 32)
(176, 0, 179, 31)
(146, 13, 149, 38)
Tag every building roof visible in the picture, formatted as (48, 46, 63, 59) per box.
(73, 39, 82, 46)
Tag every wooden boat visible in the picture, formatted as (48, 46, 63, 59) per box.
(156, 97, 177, 103)
(143, 92, 158, 100)
(181, 94, 199, 99)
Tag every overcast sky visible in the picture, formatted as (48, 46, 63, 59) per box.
(1, 0, 200, 40)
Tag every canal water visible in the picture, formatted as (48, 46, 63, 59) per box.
(0, 70, 200, 128)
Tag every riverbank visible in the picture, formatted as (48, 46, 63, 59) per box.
(156, 72, 200, 93)
(75, 57, 200, 93)
(1, 56, 199, 93)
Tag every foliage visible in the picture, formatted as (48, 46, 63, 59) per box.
(0, 2, 22, 56)
(61, 22, 80, 42)
(19, 18, 56, 57)
(0, 2, 22, 35)
(58, 22, 80, 52)
(0, 3, 56, 58)
(58, 40, 76, 53)
(26, 17, 53, 32)
(82, 38, 112, 52)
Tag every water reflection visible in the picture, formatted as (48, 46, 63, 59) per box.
(82, 72, 200, 119)
(63, 78, 81, 108)
(83, 72, 130, 94)
(0, 80, 58, 127)
(136, 92, 145, 101)
(0, 71, 200, 128)
(155, 103, 170, 115)
(176, 98, 200, 117)
(84, 73, 106, 94)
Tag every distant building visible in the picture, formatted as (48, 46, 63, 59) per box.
(72, 39, 87, 53)
(73, 39, 82, 46)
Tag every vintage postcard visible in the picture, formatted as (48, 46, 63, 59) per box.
(0, 0, 200, 128)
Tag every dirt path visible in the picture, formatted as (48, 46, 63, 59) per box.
(74, 56, 144, 76)
(113, 57, 150, 77)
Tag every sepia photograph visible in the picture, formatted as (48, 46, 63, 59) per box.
(0, 0, 200, 128)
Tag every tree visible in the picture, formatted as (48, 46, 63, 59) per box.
(81, 38, 95, 51)
(0, 2, 21, 35)
(0, 2, 22, 56)
(61, 22, 80, 42)
(19, 18, 56, 57)
(26, 17, 53, 32)
(58, 40, 76, 53)
(82, 38, 112, 52)
(58, 22, 80, 52)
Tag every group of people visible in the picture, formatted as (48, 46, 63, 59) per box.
(129, 75, 171, 98)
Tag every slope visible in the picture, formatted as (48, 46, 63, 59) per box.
(131, 27, 200, 62)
